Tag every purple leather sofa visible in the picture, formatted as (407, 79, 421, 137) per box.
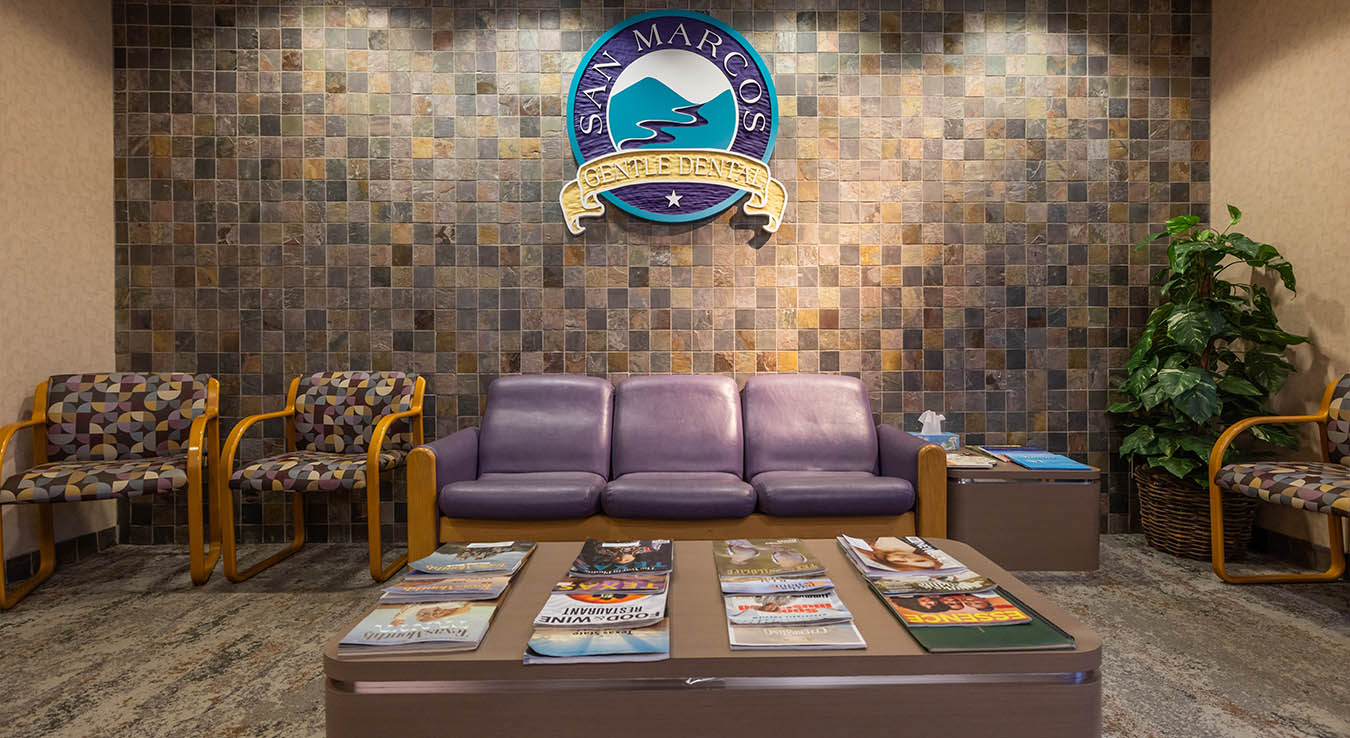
(407, 374, 947, 559)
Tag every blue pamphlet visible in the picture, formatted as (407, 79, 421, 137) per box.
(975, 446, 1091, 471)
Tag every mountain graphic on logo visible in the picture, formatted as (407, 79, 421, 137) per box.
(606, 49, 737, 152)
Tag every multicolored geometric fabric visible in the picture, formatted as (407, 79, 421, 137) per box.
(293, 372, 417, 454)
(0, 454, 189, 504)
(1324, 373, 1350, 464)
(228, 450, 406, 493)
(45, 373, 209, 462)
(1216, 461, 1350, 517)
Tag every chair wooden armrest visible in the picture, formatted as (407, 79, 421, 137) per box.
(0, 417, 45, 474)
(363, 376, 425, 580)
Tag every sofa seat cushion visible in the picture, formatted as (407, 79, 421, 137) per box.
(1216, 461, 1350, 517)
(603, 472, 756, 520)
(1, 453, 189, 504)
(752, 471, 915, 517)
(230, 450, 406, 493)
(440, 472, 605, 519)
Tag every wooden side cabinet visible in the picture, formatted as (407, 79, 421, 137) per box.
(946, 455, 1101, 571)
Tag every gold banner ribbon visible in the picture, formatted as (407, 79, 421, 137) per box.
(560, 149, 786, 235)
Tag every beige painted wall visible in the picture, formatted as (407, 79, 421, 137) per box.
(0, 0, 116, 558)
(1212, 0, 1350, 550)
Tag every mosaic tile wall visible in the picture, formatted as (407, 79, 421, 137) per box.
(113, 0, 1211, 544)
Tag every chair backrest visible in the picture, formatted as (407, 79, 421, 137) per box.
(1326, 373, 1350, 464)
(742, 374, 878, 478)
(45, 373, 211, 462)
(293, 372, 418, 454)
(612, 375, 744, 477)
(478, 375, 613, 477)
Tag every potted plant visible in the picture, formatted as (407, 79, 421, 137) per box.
(1108, 206, 1307, 559)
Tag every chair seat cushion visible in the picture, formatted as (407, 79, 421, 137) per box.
(603, 472, 756, 519)
(440, 472, 605, 519)
(229, 449, 406, 493)
(752, 470, 915, 517)
(0, 453, 190, 504)
(1216, 461, 1350, 517)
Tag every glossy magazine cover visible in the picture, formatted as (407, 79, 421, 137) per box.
(838, 535, 968, 577)
(718, 576, 834, 595)
(868, 571, 997, 597)
(712, 538, 825, 577)
(724, 592, 853, 626)
(380, 574, 512, 603)
(524, 619, 671, 664)
(883, 591, 1031, 627)
(553, 574, 667, 594)
(408, 541, 536, 576)
(533, 590, 668, 628)
(727, 621, 867, 650)
(570, 539, 673, 577)
(339, 601, 498, 649)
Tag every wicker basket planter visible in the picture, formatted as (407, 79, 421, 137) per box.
(1133, 465, 1260, 561)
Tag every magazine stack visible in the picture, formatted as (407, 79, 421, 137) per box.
(837, 535, 1075, 653)
(714, 538, 866, 650)
(523, 539, 674, 664)
(338, 541, 537, 657)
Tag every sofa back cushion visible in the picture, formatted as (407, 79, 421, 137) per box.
(479, 375, 614, 477)
(612, 375, 744, 477)
(1326, 373, 1350, 464)
(742, 374, 878, 478)
(293, 372, 418, 454)
(45, 373, 211, 461)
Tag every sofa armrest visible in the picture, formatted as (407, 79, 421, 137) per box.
(407, 428, 479, 560)
(877, 424, 948, 538)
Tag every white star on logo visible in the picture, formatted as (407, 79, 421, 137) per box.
(665, 190, 683, 208)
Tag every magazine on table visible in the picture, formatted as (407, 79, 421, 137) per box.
(727, 621, 867, 650)
(946, 451, 997, 468)
(898, 591, 1076, 653)
(408, 541, 536, 576)
(553, 574, 667, 594)
(868, 571, 997, 597)
(523, 619, 671, 664)
(723, 592, 853, 626)
(719, 575, 835, 595)
(712, 538, 826, 578)
(380, 574, 512, 603)
(338, 601, 499, 655)
(881, 590, 1032, 627)
(974, 445, 1091, 470)
(837, 535, 968, 578)
(533, 590, 668, 629)
(570, 539, 673, 577)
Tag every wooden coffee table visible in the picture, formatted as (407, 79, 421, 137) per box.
(323, 539, 1101, 737)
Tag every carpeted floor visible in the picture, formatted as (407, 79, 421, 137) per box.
(0, 536, 1346, 738)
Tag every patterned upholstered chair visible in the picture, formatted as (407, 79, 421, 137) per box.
(218, 371, 424, 582)
(0, 373, 220, 607)
(1209, 374, 1350, 583)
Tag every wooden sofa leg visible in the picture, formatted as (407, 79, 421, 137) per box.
(0, 503, 57, 610)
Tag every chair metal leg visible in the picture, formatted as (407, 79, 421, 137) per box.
(365, 465, 407, 582)
(219, 482, 306, 583)
(1211, 481, 1347, 583)
(0, 503, 57, 610)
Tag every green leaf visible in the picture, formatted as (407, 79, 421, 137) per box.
(1174, 380, 1220, 424)
(1246, 351, 1293, 393)
(1166, 215, 1200, 234)
(1271, 261, 1297, 292)
(1151, 455, 1199, 480)
(1248, 423, 1299, 448)
(1107, 400, 1141, 414)
(1165, 307, 1211, 355)
(1218, 375, 1262, 396)
(1155, 367, 1202, 397)
(1226, 234, 1263, 260)
(1176, 435, 1216, 459)
(1227, 204, 1241, 226)
(1139, 381, 1169, 410)
(1119, 426, 1156, 456)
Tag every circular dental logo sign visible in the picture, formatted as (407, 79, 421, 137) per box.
(562, 10, 784, 234)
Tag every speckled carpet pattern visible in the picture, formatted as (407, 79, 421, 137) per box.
(0, 536, 1346, 738)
